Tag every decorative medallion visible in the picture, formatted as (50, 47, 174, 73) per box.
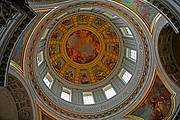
(47, 14, 120, 84)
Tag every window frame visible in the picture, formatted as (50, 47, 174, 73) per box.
(118, 68, 132, 84)
(43, 73, 54, 89)
(103, 84, 116, 99)
(37, 51, 44, 66)
(83, 92, 95, 105)
(126, 48, 137, 62)
(61, 87, 72, 102)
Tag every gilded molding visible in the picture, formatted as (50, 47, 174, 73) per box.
(25, 1, 152, 119)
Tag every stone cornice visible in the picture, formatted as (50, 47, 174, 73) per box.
(24, 1, 153, 119)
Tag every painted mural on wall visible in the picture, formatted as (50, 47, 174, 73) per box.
(131, 76, 174, 120)
(115, 0, 158, 26)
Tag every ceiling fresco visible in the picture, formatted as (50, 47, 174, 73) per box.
(114, 0, 158, 27)
(129, 72, 175, 120)
(7, 0, 179, 119)
(48, 14, 120, 84)
(11, 0, 158, 69)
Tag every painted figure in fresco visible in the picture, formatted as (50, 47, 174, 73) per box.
(49, 46, 56, 56)
(64, 70, 74, 81)
(96, 71, 105, 80)
(53, 59, 63, 71)
(62, 18, 72, 27)
(120, 0, 158, 25)
(51, 29, 62, 40)
(104, 57, 116, 70)
(81, 73, 89, 84)
(107, 44, 119, 54)
(93, 65, 105, 80)
(94, 17, 105, 27)
(79, 15, 88, 23)
(49, 46, 59, 56)
(66, 30, 100, 64)
(105, 28, 115, 37)
(132, 77, 172, 120)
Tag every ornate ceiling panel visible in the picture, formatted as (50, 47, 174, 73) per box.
(47, 13, 120, 85)
(23, 1, 154, 119)
(0, 0, 179, 119)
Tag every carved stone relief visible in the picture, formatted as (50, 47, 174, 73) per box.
(158, 25, 180, 87)
(147, 0, 180, 32)
(0, 0, 18, 27)
(6, 74, 33, 120)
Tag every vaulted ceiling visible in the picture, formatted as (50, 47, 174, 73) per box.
(0, 0, 180, 120)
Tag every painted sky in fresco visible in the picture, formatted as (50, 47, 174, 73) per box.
(115, 0, 158, 26)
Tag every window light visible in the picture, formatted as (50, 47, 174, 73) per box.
(61, 87, 71, 102)
(126, 48, 137, 61)
(83, 92, 95, 105)
(103, 84, 116, 99)
(120, 27, 133, 37)
(103, 11, 116, 19)
(130, 49, 137, 60)
(41, 29, 49, 39)
(37, 51, 44, 66)
(125, 27, 132, 35)
(119, 69, 132, 84)
(80, 7, 93, 11)
(43, 73, 54, 89)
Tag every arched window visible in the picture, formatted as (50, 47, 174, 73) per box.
(43, 73, 54, 88)
(103, 84, 116, 99)
(83, 92, 95, 105)
(61, 87, 71, 102)
(37, 51, 44, 66)
(119, 68, 132, 84)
